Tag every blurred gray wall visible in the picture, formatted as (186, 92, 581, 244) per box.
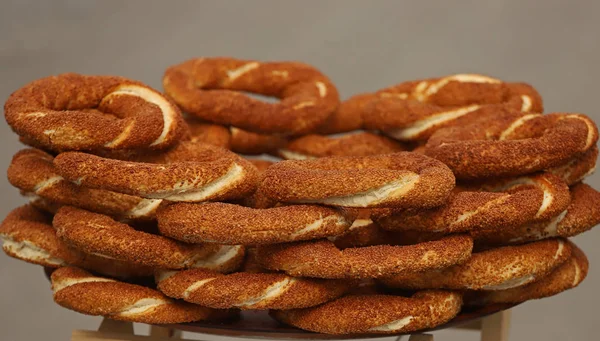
(1, 1, 599, 340)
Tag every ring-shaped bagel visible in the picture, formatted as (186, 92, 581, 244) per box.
(362, 74, 542, 142)
(155, 268, 352, 310)
(425, 113, 599, 179)
(255, 234, 473, 279)
(260, 152, 455, 208)
(53, 141, 259, 202)
(271, 290, 462, 335)
(8, 148, 162, 220)
(51, 267, 229, 324)
(229, 127, 288, 155)
(0, 205, 152, 278)
(157, 202, 355, 245)
(376, 172, 570, 234)
(184, 120, 231, 148)
(163, 57, 340, 135)
(53, 206, 244, 271)
(465, 242, 588, 305)
(380, 238, 571, 291)
(549, 145, 598, 185)
(278, 132, 406, 160)
(4, 73, 184, 152)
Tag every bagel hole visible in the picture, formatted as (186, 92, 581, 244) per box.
(240, 91, 280, 103)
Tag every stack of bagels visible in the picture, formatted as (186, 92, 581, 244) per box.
(1, 57, 598, 335)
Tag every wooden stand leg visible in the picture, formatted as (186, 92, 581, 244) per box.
(98, 318, 134, 334)
(149, 326, 182, 339)
(480, 310, 511, 341)
(408, 334, 435, 341)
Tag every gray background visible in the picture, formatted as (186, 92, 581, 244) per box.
(1, 1, 599, 340)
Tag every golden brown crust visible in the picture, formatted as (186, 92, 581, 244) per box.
(474, 183, 600, 245)
(256, 234, 473, 279)
(54, 206, 244, 271)
(51, 267, 229, 324)
(157, 203, 355, 245)
(260, 152, 455, 208)
(271, 291, 462, 334)
(549, 145, 598, 185)
(183, 119, 231, 148)
(4, 73, 184, 152)
(317, 93, 375, 134)
(362, 74, 542, 142)
(229, 127, 288, 155)
(156, 268, 352, 310)
(425, 113, 599, 179)
(465, 241, 588, 304)
(380, 238, 571, 290)
(279, 132, 406, 159)
(376, 172, 570, 234)
(0, 205, 152, 277)
(53, 141, 259, 202)
(8, 148, 162, 220)
(329, 209, 393, 249)
(163, 57, 339, 135)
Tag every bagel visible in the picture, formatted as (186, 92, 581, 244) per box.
(465, 242, 588, 305)
(375, 172, 570, 234)
(255, 234, 473, 279)
(425, 113, 599, 179)
(4, 73, 184, 152)
(260, 152, 455, 208)
(8, 148, 162, 220)
(0, 205, 152, 278)
(53, 141, 259, 202)
(157, 202, 355, 245)
(380, 238, 570, 291)
(184, 120, 231, 148)
(316, 93, 376, 134)
(163, 57, 339, 135)
(51, 267, 229, 324)
(278, 132, 406, 160)
(328, 209, 392, 249)
(474, 183, 600, 245)
(271, 290, 462, 334)
(54, 206, 244, 271)
(549, 145, 598, 185)
(362, 74, 542, 142)
(229, 127, 288, 155)
(155, 268, 351, 310)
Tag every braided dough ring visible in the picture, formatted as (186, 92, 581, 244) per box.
(474, 183, 600, 245)
(51, 267, 227, 324)
(549, 145, 598, 185)
(328, 209, 392, 249)
(155, 268, 351, 310)
(0, 205, 152, 278)
(278, 132, 406, 160)
(184, 120, 231, 148)
(376, 172, 570, 234)
(229, 127, 288, 155)
(381, 238, 571, 291)
(54, 141, 259, 202)
(271, 291, 462, 335)
(54, 206, 244, 271)
(317, 93, 376, 134)
(8, 148, 162, 220)
(425, 113, 599, 179)
(163, 57, 339, 135)
(465, 242, 588, 305)
(157, 203, 355, 245)
(4, 73, 184, 152)
(362, 74, 542, 142)
(256, 234, 473, 279)
(260, 152, 455, 208)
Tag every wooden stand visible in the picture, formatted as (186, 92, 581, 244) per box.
(70, 309, 511, 341)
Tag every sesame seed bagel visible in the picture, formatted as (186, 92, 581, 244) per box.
(155, 268, 352, 310)
(278, 132, 407, 160)
(474, 183, 600, 245)
(51, 267, 229, 324)
(229, 127, 288, 155)
(465, 242, 588, 305)
(163, 57, 339, 135)
(53, 141, 259, 202)
(549, 145, 598, 185)
(8, 148, 163, 220)
(255, 234, 473, 279)
(157, 203, 355, 245)
(53, 206, 244, 271)
(260, 152, 455, 208)
(0, 205, 152, 278)
(316, 93, 376, 134)
(425, 113, 599, 179)
(380, 238, 571, 291)
(376, 172, 570, 234)
(362, 74, 542, 142)
(4, 73, 184, 152)
(184, 120, 231, 148)
(271, 290, 462, 335)
(328, 209, 393, 249)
